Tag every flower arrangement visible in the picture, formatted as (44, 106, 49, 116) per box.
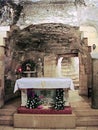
(51, 89, 65, 110)
(26, 90, 42, 109)
(26, 89, 65, 110)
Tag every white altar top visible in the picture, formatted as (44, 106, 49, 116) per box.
(14, 77, 74, 93)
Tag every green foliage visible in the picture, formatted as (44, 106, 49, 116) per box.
(52, 89, 65, 110)
(26, 94, 42, 109)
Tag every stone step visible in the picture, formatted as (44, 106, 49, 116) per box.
(62, 68, 77, 71)
(61, 68, 77, 72)
(62, 73, 79, 77)
(76, 116, 98, 126)
(0, 115, 13, 126)
(61, 76, 79, 82)
(62, 75, 79, 81)
(61, 58, 79, 85)
(61, 68, 74, 71)
(73, 79, 79, 83)
(72, 79, 79, 82)
(61, 63, 71, 66)
(61, 70, 75, 73)
(61, 63, 70, 66)
(0, 109, 16, 126)
(74, 83, 79, 88)
(74, 109, 98, 117)
(0, 109, 16, 116)
(61, 74, 79, 87)
(74, 107, 98, 126)
(14, 113, 76, 129)
(61, 67, 73, 70)
(61, 70, 77, 73)
(61, 64, 70, 66)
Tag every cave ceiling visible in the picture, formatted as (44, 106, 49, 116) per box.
(1, 0, 98, 54)
(0, 0, 98, 31)
(15, 0, 98, 32)
(6, 0, 98, 54)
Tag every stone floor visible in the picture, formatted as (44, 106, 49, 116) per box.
(0, 126, 98, 130)
(0, 90, 98, 130)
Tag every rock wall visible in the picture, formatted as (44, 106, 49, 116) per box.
(0, 26, 10, 107)
(92, 59, 98, 108)
(2, 23, 92, 105)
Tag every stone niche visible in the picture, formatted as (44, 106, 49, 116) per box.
(4, 23, 92, 101)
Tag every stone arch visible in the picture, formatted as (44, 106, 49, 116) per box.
(2, 23, 93, 106)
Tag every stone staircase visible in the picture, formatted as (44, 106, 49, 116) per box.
(0, 93, 98, 127)
(74, 107, 98, 126)
(69, 90, 98, 127)
(0, 103, 98, 127)
(0, 109, 16, 126)
(61, 58, 79, 89)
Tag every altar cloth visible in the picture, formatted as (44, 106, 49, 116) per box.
(14, 77, 74, 93)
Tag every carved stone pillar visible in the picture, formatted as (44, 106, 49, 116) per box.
(0, 26, 10, 108)
(91, 55, 98, 108)
(79, 38, 92, 96)
(0, 46, 5, 108)
(79, 53, 88, 95)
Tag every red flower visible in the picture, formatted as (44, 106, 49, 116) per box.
(17, 67, 22, 73)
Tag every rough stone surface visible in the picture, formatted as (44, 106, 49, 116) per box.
(1, 0, 97, 103)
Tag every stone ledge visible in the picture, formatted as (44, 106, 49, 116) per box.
(14, 113, 76, 129)
(17, 106, 72, 114)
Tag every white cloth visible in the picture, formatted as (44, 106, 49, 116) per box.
(14, 77, 74, 93)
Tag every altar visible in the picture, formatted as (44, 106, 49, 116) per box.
(14, 77, 74, 106)
(14, 77, 76, 128)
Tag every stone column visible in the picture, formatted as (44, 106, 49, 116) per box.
(79, 38, 92, 96)
(0, 47, 5, 108)
(79, 52, 88, 95)
(0, 26, 10, 108)
(91, 52, 98, 108)
(21, 90, 27, 106)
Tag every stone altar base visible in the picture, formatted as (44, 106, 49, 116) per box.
(14, 112, 76, 129)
